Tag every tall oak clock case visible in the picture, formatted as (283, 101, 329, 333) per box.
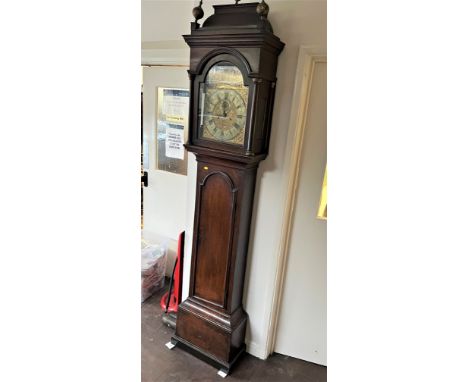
(172, 1, 284, 373)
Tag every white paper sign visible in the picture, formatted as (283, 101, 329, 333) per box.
(165, 127, 185, 160)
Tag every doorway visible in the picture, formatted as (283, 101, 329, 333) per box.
(141, 65, 190, 271)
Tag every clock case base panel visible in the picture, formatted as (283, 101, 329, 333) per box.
(172, 297, 247, 373)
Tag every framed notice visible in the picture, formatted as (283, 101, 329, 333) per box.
(156, 88, 190, 175)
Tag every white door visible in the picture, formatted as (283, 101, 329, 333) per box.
(274, 62, 327, 365)
(142, 65, 190, 272)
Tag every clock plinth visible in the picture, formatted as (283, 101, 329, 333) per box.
(173, 1, 284, 373)
(173, 297, 247, 372)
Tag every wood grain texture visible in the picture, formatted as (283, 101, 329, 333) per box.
(193, 172, 236, 307)
(176, 157, 254, 370)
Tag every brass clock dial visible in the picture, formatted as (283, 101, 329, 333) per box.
(199, 63, 248, 146)
(203, 89, 247, 143)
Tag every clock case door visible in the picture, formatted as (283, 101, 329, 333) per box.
(192, 53, 253, 154)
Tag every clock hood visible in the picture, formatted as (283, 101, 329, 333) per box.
(183, 0, 285, 159)
(201, 2, 273, 34)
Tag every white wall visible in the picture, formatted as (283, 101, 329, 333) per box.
(142, 1, 193, 43)
(142, 0, 327, 360)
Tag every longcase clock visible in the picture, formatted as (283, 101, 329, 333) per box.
(171, 0, 284, 374)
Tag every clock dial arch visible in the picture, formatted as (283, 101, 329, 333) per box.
(193, 47, 253, 78)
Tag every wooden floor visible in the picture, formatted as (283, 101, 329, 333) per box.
(142, 282, 327, 382)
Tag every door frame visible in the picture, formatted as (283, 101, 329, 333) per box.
(141, 44, 190, 269)
(265, 45, 326, 355)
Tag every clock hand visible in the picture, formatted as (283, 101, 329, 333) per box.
(222, 100, 229, 117)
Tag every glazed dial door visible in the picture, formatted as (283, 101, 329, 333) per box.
(198, 62, 249, 146)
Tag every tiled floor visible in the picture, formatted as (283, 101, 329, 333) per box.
(142, 284, 327, 382)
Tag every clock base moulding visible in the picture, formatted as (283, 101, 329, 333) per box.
(172, 297, 248, 374)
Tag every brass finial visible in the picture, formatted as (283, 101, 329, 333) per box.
(256, 0, 269, 19)
(192, 0, 204, 22)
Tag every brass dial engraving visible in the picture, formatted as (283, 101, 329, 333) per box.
(202, 89, 247, 144)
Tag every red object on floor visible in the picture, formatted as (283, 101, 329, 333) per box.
(160, 231, 184, 313)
